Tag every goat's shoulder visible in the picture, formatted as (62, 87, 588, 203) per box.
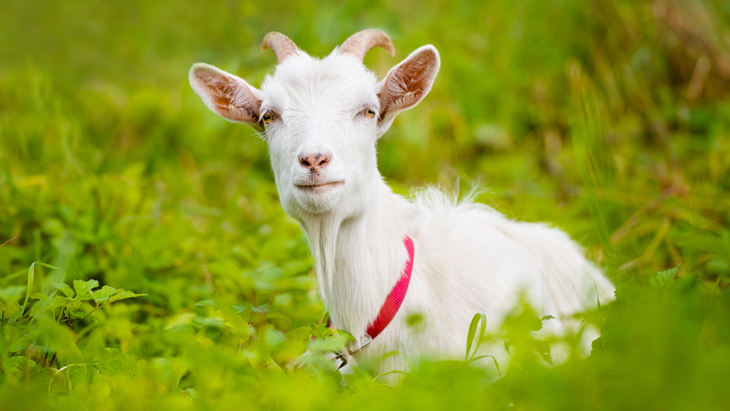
(407, 187, 526, 248)
(406, 187, 542, 285)
(405, 187, 612, 307)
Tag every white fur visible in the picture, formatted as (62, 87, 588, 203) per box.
(189, 39, 615, 377)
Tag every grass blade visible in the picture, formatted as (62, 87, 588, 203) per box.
(469, 355, 502, 379)
(29, 290, 58, 325)
(20, 263, 36, 317)
(465, 313, 487, 361)
(19, 262, 60, 318)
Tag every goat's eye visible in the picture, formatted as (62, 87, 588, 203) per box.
(364, 108, 377, 118)
(262, 111, 275, 124)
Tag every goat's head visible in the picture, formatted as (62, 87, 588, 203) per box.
(189, 30, 440, 219)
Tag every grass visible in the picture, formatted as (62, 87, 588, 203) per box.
(1, 0, 730, 409)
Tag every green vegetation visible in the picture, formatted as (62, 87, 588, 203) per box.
(1, 0, 729, 409)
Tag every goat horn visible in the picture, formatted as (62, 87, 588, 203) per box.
(339, 29, 395, 61)
(261, 32, 299, 64)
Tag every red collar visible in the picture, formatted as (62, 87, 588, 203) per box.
(330, 236, 414, 368)
(366, 235, 415, 339)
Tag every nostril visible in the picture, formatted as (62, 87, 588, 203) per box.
(315, 153, 330, 167)
(299, 152, 332, 170)
(299, 155, 312, 167)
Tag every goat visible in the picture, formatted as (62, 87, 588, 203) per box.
(189, 29, 615, 377)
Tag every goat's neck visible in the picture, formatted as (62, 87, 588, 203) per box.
(301, 177, 411, 337)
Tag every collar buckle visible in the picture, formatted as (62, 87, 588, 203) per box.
(334, 333, 373, 370)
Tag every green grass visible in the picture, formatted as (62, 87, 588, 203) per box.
(1, 0, 730, 409)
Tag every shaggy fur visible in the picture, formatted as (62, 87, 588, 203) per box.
(189, 31, 615, 377)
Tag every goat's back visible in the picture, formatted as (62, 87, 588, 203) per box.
(370, 188, 615, 376)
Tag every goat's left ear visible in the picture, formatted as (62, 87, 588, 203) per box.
(376, 45, 440, 136)
(189, 63, 264, 131)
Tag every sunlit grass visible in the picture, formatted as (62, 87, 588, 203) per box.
(1, 0, 730, 409)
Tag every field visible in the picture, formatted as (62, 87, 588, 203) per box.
(1, 0, 730, 409)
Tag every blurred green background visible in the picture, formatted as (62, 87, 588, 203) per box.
(1, 0, 730, 409)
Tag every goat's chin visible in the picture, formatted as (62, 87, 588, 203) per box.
(291, 183, 345, 215)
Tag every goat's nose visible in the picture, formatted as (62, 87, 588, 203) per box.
(298, 152, 331, 173)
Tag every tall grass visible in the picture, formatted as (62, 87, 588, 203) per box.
(1, 0, 729, 409)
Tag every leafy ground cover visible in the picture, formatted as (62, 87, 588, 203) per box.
(1, 0, 729, 409)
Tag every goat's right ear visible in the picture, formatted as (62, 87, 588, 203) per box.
(189, 63, 264, 131)
(376, 45, 440, 137)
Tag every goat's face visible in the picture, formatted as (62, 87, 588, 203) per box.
(189, 30, 439, 218)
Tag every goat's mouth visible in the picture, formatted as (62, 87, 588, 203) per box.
(295, 180, 344, 193)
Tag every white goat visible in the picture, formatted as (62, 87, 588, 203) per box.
(189, 29, 614, 376)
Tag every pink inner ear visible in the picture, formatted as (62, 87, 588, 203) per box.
(211, 76, 259, 122)
(191, 65, 262, 125)
(379, 47, 439, 118)
(206, 77, 239, 112)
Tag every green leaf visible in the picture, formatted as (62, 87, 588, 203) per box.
(468, 355, 502, 378)
(231, 304, 247, 314)
(287, 326, 316, 341)
(30, 293, 48, 301)
(6, 301, 22, 323)
(73, 279, 99, 300)
(17, 261, 62, 317)
(34, 262, 61, 270)
(252, 303, 274, 313)
(234, 303, 275, 314)
(373, 370, 408, 382)
(265, 311, 292, 328)
(307, 333, 351, 352)
(0, 285, 26, 302)
(77, 293, 95, 301)
(37, 318, 84, 364)
(219, 306, 251, 339)
(331, 329, 356, 342)
(3, 357, 37, 375)
(69, 307, 90, 319)
(465, 313, 487, 362)
(8, 335, 31, 352)
(53, 283, 74, 298)
(532, 339, 553, 365)
(94, 348, 133, 375)
(29, 291, 64, 325)
(108, 291, 146, 303)
(649, 265, 681, 289)
(312, 322, 334, 339)
(20, 263, 37, 319)
(92, 286, 120, 303)
(195, 300, 219, 308)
